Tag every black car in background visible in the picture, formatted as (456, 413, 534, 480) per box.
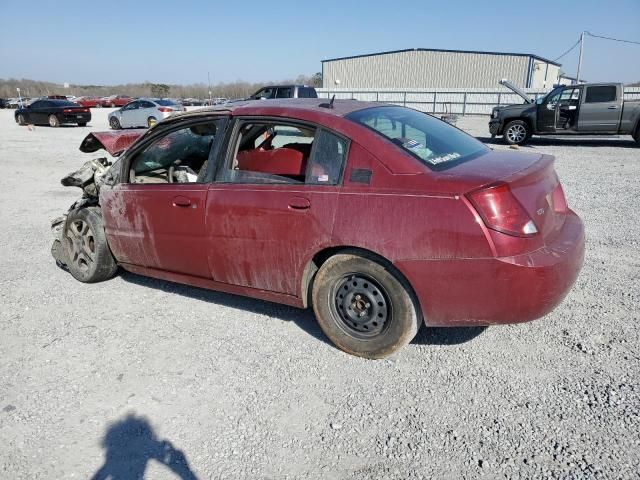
(0, 98, 7, 109)
(14, 99, 91, 127)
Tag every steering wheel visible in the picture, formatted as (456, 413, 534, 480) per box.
(256, 130, 278, 150)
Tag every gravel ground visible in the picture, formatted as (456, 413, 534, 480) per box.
(0, 108, 639, 479)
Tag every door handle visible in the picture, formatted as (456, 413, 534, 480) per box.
(172, 195, 192, 207)
(288, 197, 311, 210)
(607, 105, 619, 109)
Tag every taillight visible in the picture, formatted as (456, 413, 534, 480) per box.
(158, 107, 173, 112)
(63, 109, 73, 113)
(467, 183, 538, 237)
(548, 183, 568, 213)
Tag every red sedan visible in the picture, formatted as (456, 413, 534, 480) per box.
(52, 99, 584, 358)
(75, 96, 102, 108)
(101, 95, 133, 107)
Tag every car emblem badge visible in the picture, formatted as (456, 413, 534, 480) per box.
(537, 208, 545, 216)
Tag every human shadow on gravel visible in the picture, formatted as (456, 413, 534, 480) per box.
(477, 136, 638, 149)
(91, 413, 198, 480)
(412, 325, 487, 345)
(120, 271, 331, 347)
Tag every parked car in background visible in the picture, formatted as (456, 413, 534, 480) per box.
(101, 95, 133, 108)
(75, 96, 102, 108)
(250, 85, 318, 100)
(0, 98, 6, 109)
(108, 98, 186, 129)
(5, 98, 25, 109)
(490, 80, 640, 146)
(14, 99, 91, 127)
(52, 99, 584, 358)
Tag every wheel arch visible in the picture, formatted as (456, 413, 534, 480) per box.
(300, 245, 424, 324)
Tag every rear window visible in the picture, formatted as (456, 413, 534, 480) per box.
(52, 100, 79, 107)
(155, 99, 179, 106)
(585, 86, 617, 103)
(346, 106, 488, 170)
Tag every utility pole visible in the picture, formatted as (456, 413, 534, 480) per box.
(207, 71, 212, 104)
(576, 31, 585, 84)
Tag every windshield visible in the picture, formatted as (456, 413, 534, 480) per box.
(346, 106, 488, 170)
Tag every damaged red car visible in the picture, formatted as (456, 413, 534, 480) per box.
(51, 99, 585, 358)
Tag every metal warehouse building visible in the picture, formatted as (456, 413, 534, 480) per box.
(322, 48, 561, 89)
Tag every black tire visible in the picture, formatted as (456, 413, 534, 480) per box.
(503, 120, 530, 145)
(633, 126, 640, 146)
(49, 114, 60, 128)
(147, 116, 158, 128)
(16, 114, 26, 125)
(63, 207, 117, 283)
(78, 122, 87, 127)
(311, 251, 420, 359)
(109, 116, 121, 130)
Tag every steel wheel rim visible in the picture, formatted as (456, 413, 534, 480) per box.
(49, 116, 57, 127)
(507, 124, 526, 143)
(18, 115, 23, 124)
(110, 117, 119, 129)
(331, 273, 392, 339)
(65, 219, 96, 273)
(148, 117, 157, 127)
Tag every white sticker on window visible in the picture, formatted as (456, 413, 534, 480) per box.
(317, 174, 329, 182)
(428, 152, 461, 165)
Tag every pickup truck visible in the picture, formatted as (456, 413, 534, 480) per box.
(489, 80, 640, 146)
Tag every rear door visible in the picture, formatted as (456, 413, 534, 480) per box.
(137, 100, 157, 126)
(578, 85, 621, 132)
(205, 117, 348, 295)
(100, 118, 225, 277)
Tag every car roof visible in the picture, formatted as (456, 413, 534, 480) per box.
(167, 99, 382, 122)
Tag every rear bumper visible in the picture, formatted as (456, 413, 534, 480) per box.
(61, 113, 91, 123)
(396, 210, 585, 326)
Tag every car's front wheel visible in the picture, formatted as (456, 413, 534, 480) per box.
(147, 116, 158, 128)
(63, 207, 118, 283)
(311, 251, 420, 359)
(49, 114, 60, 128)
(109, 116, 121, 130)
(16, 114, 26, 125)
(503, 120, 530, 146)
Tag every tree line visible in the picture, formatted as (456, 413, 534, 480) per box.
(0, 73, 323, 99)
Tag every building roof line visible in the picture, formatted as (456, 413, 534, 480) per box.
(321, 48, 562, 67)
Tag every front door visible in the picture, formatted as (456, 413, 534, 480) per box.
(100, 119, 224, 277)
(536, 87, 562, 132)
(205, 118, 349, 296)
(119, 101, 140, 128)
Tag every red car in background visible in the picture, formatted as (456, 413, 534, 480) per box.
(101, 95, 133, 107)
(75, 96, 102, 108)
(51, 99, 585, 358)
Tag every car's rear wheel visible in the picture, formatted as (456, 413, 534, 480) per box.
(109, 117, 121, 130)
(503, 120, 530, 145)
(64, 207, 117, 283)
(16, 114, 25, 125)
(49, 114, 60, 128)
(147, 116, 158, 128)
(110, 103, 116, 108)
(311, 251, 420, 359)
(78, 122, 87, 127)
